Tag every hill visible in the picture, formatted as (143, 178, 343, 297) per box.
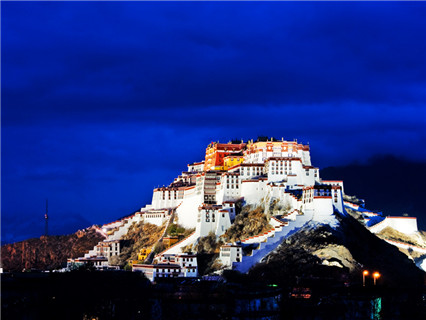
(248, 211, 424, 288)
(1, 227, 104, 272)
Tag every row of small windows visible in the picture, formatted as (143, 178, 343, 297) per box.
(271, 163, 292, 169)
(181, 257, 194, 262)
(146, 214, 165, 218)
(221, 247, 241, 252)
(270, 171, 290, 175)
(241, 169, 262, 177)
(314, 189, 331, 196)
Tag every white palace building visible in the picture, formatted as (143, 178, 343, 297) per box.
(70, 137, 419, 277)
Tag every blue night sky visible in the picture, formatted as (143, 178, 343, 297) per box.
(2, 2, 426, 244)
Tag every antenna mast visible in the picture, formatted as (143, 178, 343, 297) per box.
(45, 199, 48, 236)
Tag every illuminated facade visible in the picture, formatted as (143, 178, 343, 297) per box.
(223, 155, 244, 170)
(244, 139, 311, 166)
(204, 141, 246, 171)
(74, 137, 351, 273)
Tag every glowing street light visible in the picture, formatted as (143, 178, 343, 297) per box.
(363, 270, 369, 287)
(373, 272, 381, 285)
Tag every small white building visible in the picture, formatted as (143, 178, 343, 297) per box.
(219, 244, 243, 268)
(133, 263, 181, 282)
(141, 209, 170, 226)
(67, 256, 109, 270)
(94, 240, 121, 262)
(134, 253, 198, 281)
(216, 172, 241, 204)
(187, 161, 205, 173)
(322, 180, 345, 195)
(196, 204, 232, 237)
(228, 163, 265, 179)
(264, 157, 318, 186)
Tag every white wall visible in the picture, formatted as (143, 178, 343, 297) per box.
(331, 186, 344, 214)
(370, 216, 418, 234)
(266, 159, 303, 184)
(217, 173, 241, 204)
(215, 209, 232, 236)
(142, 211, 169, 226)
(312, 197, 334, 222)
(187, 161, 204, 172)
(219, 245, 242, 267)
(175, 189, 202, 229)
(243, 141, 311, 167)
(222, 202, 236, 220)
(386, 217, 418, 234)
(240, 180, 267, 204)
(196, 207, 219, 237)
(151, 189, 184, 209)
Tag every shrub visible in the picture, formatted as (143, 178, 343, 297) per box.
(223, 204, 271, 243)
(194, 232, 223, 254)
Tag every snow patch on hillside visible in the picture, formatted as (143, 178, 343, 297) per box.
(235, 210, 314, 273)
(415, 256, 426, 272)
(312, 210, 340, 229)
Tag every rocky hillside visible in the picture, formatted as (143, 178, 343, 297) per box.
(1, 227, 104, 272)
(248, 212, 425, 288)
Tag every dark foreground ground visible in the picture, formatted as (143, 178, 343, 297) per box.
(2, 271, 425, 320)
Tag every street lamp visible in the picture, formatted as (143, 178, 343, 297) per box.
(373, 272, 380, 285)
(363, 270, 369, 287)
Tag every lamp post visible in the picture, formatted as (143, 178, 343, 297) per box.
(373, 272, 380, 286)
(363, 270, 369, 287)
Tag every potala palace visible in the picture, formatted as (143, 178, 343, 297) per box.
(68, 138, 421, 279)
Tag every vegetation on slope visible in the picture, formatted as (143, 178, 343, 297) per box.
(193, 232, 223, 254)
(1, 227, 104, 272)
(223, 204, 271, 243)
(376, 227, 426, 248)
(112, 222, 165, 267)
(166, 223, 194, 238)
(181, 232, 225, 275)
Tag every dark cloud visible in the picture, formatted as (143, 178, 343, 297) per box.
(3, 2, 425, 123)
(2, 2, 426, 242)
